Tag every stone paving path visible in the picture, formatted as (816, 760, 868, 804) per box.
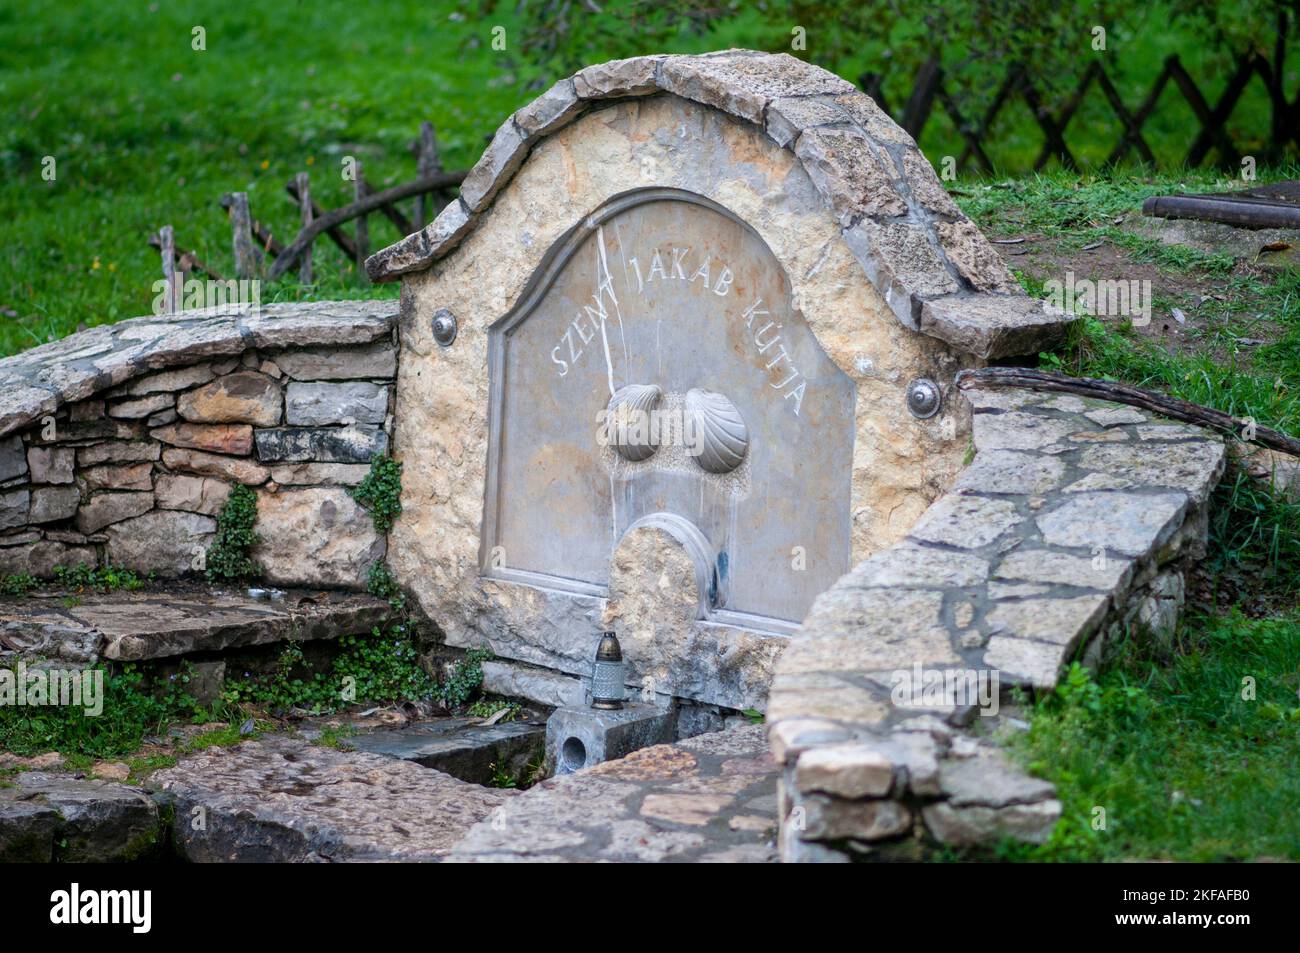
(150, 735, 515, 862)
(768, 386, 1228, 861)
(449, 724, 779, 863)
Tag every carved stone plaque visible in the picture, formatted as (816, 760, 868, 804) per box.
(484, 189, 856, 633)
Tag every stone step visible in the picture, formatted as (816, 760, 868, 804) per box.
(0, 773, 163, 862)
(149, 735, 514, 862)
(341, 717, 546, 786)
(0, 585, 390, 665)
(448, 723, 780, 863)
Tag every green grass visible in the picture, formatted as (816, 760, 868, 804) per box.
(1006, 613, 1300, 862)
(957, 167, 1300, 861)
(0, 662, 215, 759)
(3, 3, 1289, 357)
(0, 1, 544, 356)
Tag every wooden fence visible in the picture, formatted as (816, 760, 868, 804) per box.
(860, 48, 1300, 172)
(152, 121, 465, 309)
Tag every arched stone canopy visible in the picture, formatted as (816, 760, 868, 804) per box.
(382, 60, 987, 709)
(369, 50, 1071, 360)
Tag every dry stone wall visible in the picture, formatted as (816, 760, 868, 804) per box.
(0, 301, 397, 588)
(767, 385, 1227, 860)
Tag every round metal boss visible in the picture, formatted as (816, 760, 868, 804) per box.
(906, 378, 942, 419)
(431, 308, 458, 347)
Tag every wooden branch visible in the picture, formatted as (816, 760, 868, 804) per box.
(414, 120, 443, 229)
(956, 367, 1300, 458)
(295, 172, 313, 285)
(267, 170, 466, 279)
(157, 225, 181, 313)
(219, 193, 282, 257)
(285, 179, 356, 259)
(360, 175, 414, 236)
(353, 161, 369, 283)
(228, 192, 262, 279)
(148, 233, 225, 281)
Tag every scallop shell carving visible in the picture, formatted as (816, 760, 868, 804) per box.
(606, 384, 662, 462)
(685, 389, 749, 474)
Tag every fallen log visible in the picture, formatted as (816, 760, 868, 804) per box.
(955, 366, 1300, 458)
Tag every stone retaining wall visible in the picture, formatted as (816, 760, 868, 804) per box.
(0, 301, 397, 588)
(766, 385, 1227, 861)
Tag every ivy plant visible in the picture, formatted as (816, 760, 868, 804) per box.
(205, 484, 261, 582)
(350, 454, 402, 534)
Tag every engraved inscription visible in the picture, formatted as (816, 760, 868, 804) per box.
(485, 190, 856, 631)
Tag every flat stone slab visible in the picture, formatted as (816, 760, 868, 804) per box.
(343, 718, 546, 786)
(448, 724, 779, 863)
(0, 585, 390, 664)
(0, 773, 162, 862)
(0, 300, 397, 439)
(150, 735, 516, 862)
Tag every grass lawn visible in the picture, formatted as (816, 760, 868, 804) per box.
(956, 171, 1300, 861)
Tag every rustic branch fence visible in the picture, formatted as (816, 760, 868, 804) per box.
(152, 120, 467, 310)
(861, 47, 1300, 172)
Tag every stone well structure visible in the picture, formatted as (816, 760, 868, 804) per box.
(0, 51, 1235, 862)
(368, 51, 1072, 713)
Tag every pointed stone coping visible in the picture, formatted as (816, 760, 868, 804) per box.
(0, 300, 397, 439)
(447, 723, 779, 863)
(150, 735, 516, 862)
(365, 50, 1070, 359)
(0, 585, 391, 663)
(765, 385, 1227, 860)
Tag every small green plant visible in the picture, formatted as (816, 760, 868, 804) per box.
(350, 454, 403, 534)
(52, 563, 147, 592)
(0, 572, 38, 597)
(742, 708, 764, 725)
(224, 626, 438, 715)
(488, 762, 519, 789)
(205, 484, 261, 582)
(366, 562, 405, 610)
(0, 662, 207, 759)
(436, 648, 492, 710)
(468, 699, 520, 722)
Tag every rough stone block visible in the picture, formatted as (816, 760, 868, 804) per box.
(154, 473, 231, 516)
(252, 486, 384, 588)
(108, 392, 173, 419)
(546, 703, 676, 775)
(28, 486, 80, 524)
(0, 435, 28, 482)
(104, 510, 217, 576)
(0, 489, 30, 530)
(0, 540, 96, 578)
(151, 422, 253, 455)
(253, 426, 388, 464)
(77, 440, 159, 467)
(79, 462, 153, 492)
(75, 491, 154, 534)
(270, 341, 396, 381)
(6, 773, 162, 862)
(161, 448, 269, 485)
(26, 446, 74, 485)
(481, 659, 586, 709)
(285, 382, 388, 426)
(177, 371, 281, 426)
